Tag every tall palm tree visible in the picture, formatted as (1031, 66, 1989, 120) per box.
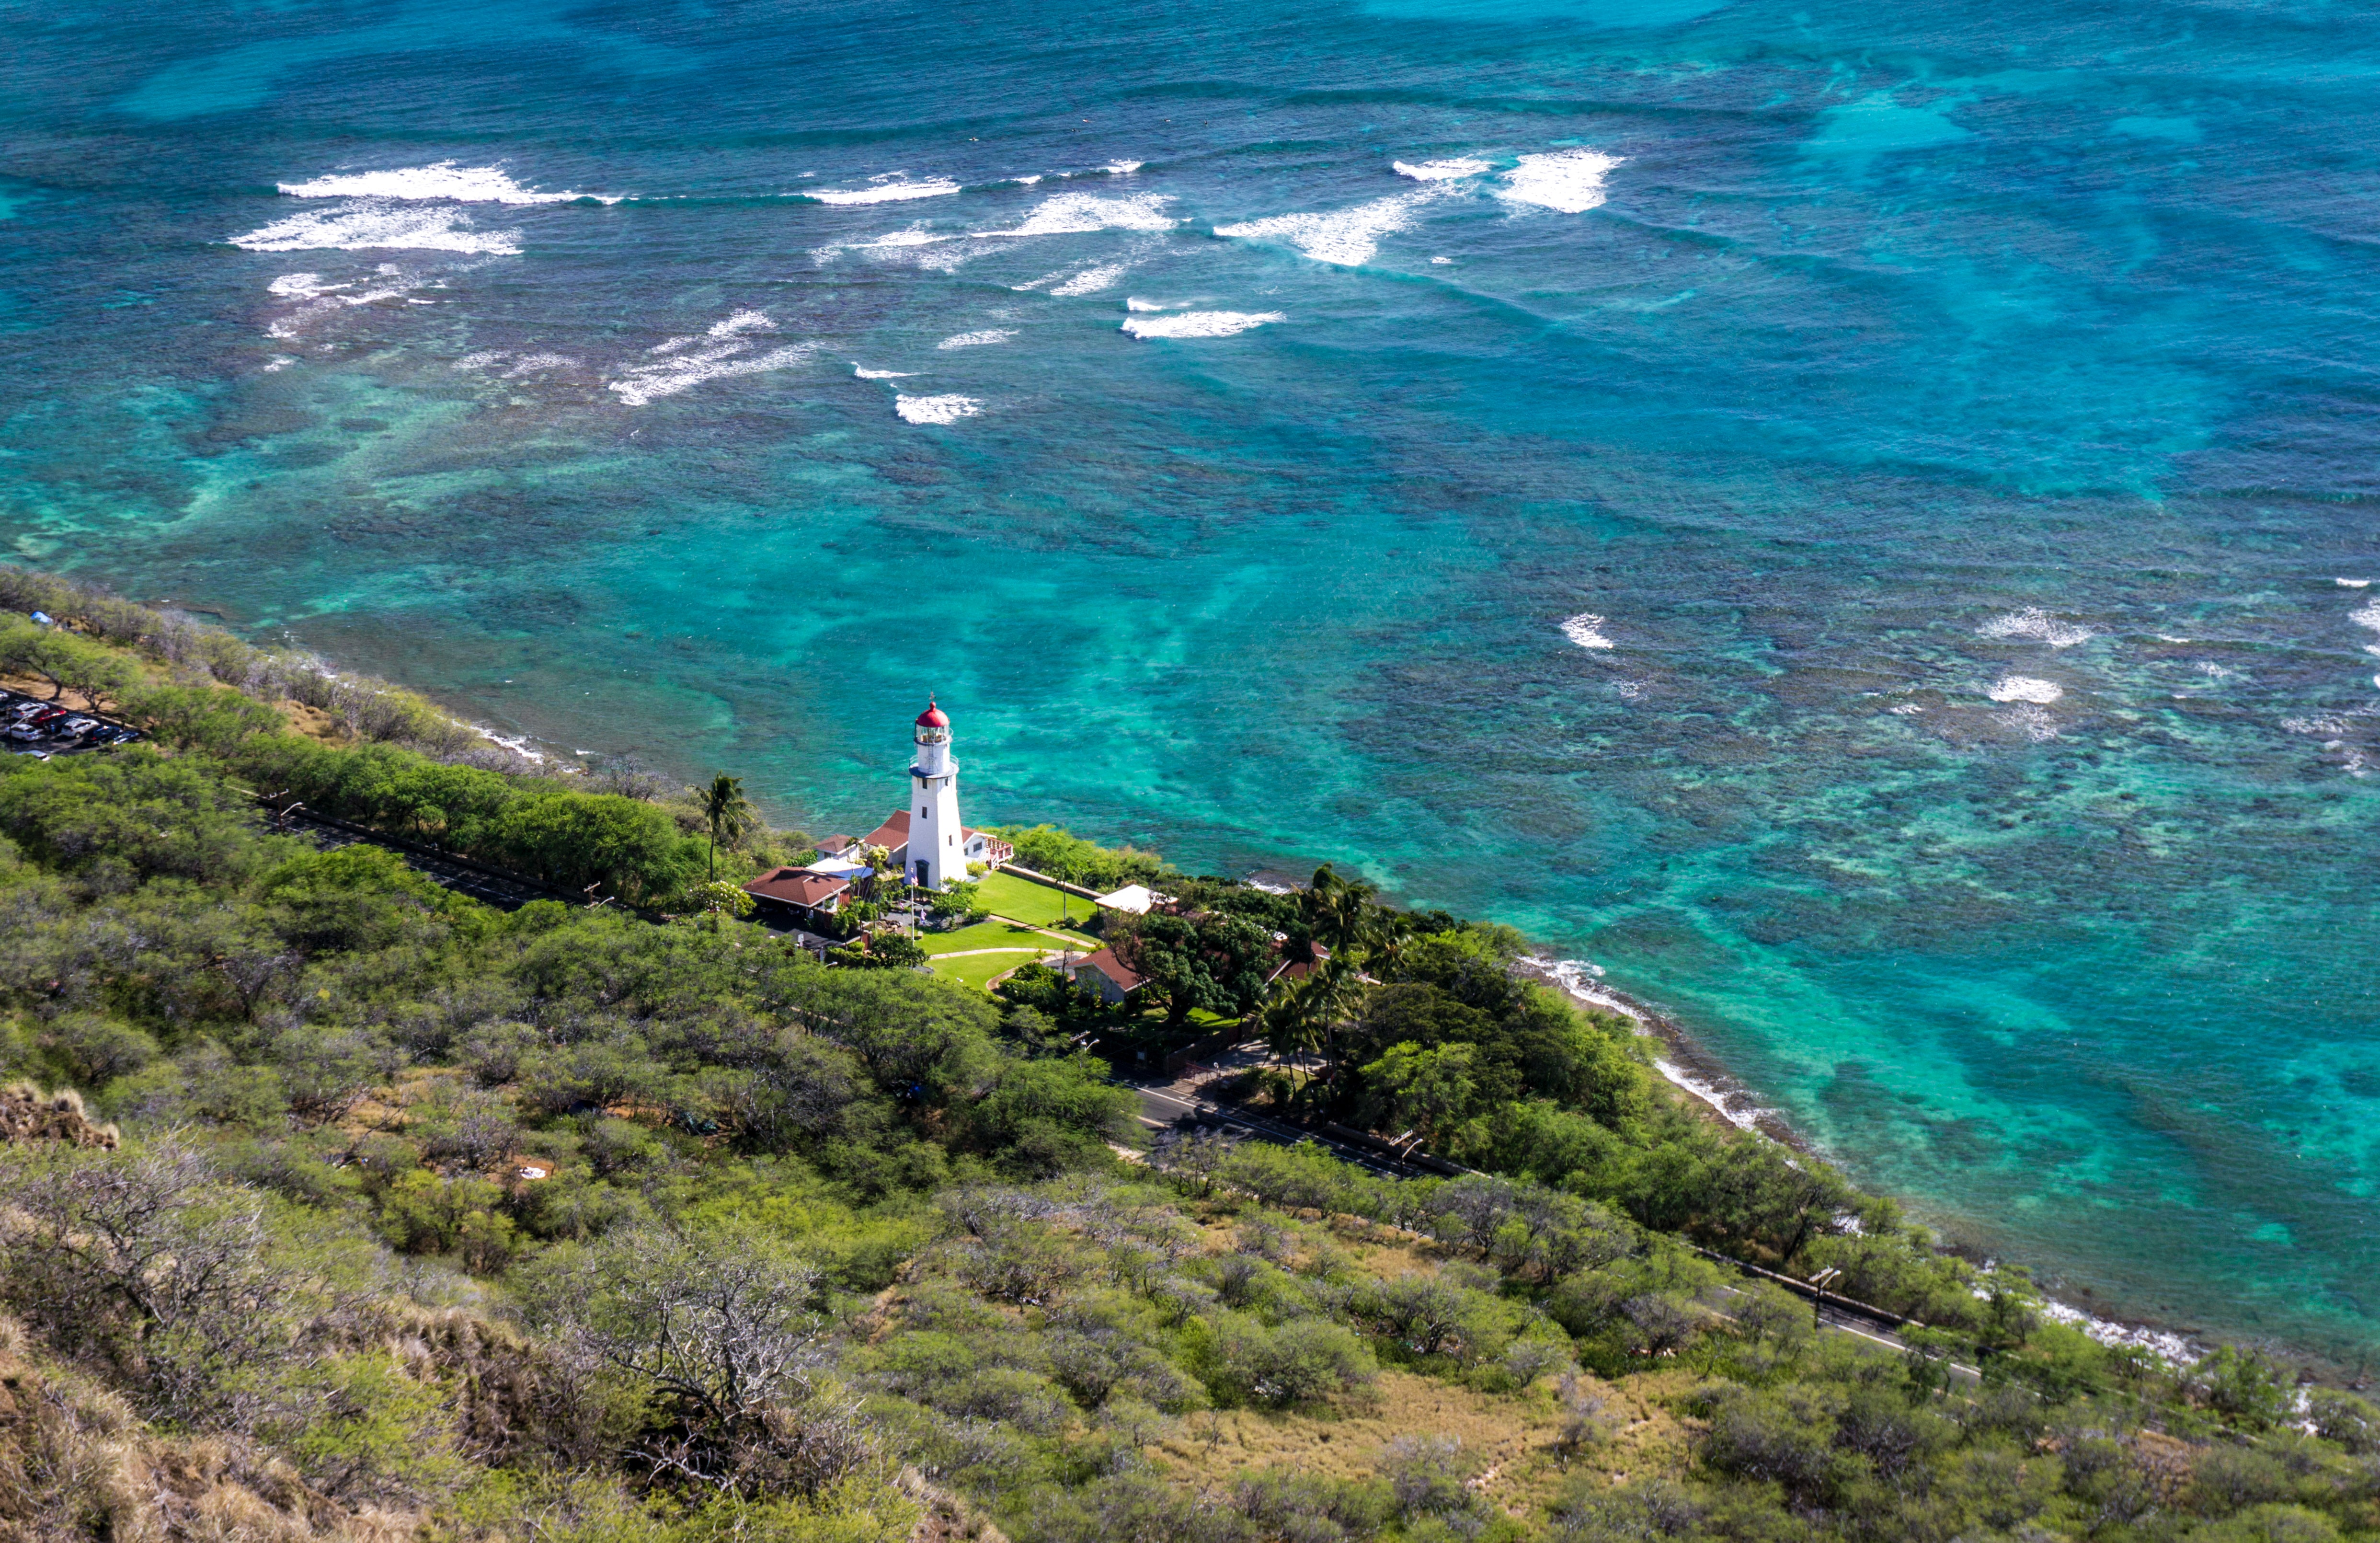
(697, 773, 759, 881)
(1302, 865, 1380, 960)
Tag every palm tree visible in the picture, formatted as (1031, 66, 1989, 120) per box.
(696, 773, 759, 881)
(1259, 953, 1365, 1104)
(1302, 865, 1380, 960)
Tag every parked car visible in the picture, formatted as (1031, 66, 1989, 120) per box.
(60, 717, 97, 736)
(7, 723, 42, 741)
(8, 700, 45, 719)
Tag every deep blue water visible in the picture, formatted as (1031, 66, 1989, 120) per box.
(5, 0, 2379, 1356)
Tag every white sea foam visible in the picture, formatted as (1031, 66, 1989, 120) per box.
(268, 272, 343, 298)
(1120, 310, 1282, 339)
(1431, 255, 1454, 264)
(895, 393, 982, 424)
(278, 161, 618, 205)
(453, 351, 505, 371)
(1613, 679, 1648, 702)
(2351, 599, 2380, 634)
(1050, 262, 1129, 296)
(1979, 607, 2094, 648)
(2336, 577, 2371, 587)
(502, 353, 577, 376)
(230, 203, 521, 255)
(1394, 157, 1490, 181)
(2002, 703, 2060, 742)
(607, 311, 815, 406)
(973, 191, 1177, 237)
(854, 365, 916, 379)
(1213, 192, 1432, 266)
(262, 355, 297, 372)
(2037, 1300, 2200, 1366)
(1124, 297, 1169, 311)
(807, 176, 962, 205)
(1888, 702, 1924, 715)
(1561, 612, 1614, 650)
(1494, 149, 1624, 214)
(1987, 675, 2062, 703)
(937, 328, 1016, 349)
(1105, 160, 1144, 174)
(856, 228, 959, 248)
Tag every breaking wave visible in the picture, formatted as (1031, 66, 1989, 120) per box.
(1979, 607, 2094, 648)
(807, 176, 962, 205)
(895, 393, 982, 424)
(1120, 310, 1283, 338)
(1494, 149, 1624, 213)
(1561, 612, 1614, 649)
(229, 204, 520, 255)
(1213, 192, 1433, 266)
(277, 161, 618, 205)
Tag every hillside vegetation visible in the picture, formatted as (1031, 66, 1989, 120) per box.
(0, 568, 2374, 1543)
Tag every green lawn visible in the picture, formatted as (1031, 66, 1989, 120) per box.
(919, 918, 1063, 956)
(975, 870, 1100, 942)
(928, 949, 1052, 991)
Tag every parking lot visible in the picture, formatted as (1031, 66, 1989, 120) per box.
(2, 689, 142, 756)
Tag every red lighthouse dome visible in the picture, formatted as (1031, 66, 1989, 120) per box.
(915, 697, 949, 729)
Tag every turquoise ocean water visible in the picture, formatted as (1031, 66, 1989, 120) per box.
(5, 0, 2379, 1357)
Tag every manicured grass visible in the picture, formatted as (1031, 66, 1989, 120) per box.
(929, 948, 1053, 990)
(919, 918, 1058, 956)
(975, 870, 1100, 941)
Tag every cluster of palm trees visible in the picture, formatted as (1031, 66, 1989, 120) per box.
(1256, 865, 1405, 1103)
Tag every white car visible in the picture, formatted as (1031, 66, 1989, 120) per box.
(7, 723, 42, 740)
(7, 701, 43, 719)
(61, 717, 96, 735)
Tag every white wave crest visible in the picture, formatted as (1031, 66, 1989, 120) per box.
(1120, 310, 1283, 339)
(1987, 675, 2063, 703)
(1394, 157, 1490, 181)
(857, 229, 958, 248)
(229, 203, 520, 254)
(896, 393, 982, 424)
(1979, 607, 2094, 648)
(854, 365, 916, 379)
(2351, 599, 2380, 633)
(808, 176, 961, 205)
(1214, 192, 1431, 266)
(1494, 149, 1624, 214)
(268, 272, 341, 298)
(974, 191, 1177, 237)
(1561, 612, 1614, 650)
(938, 328, 1016, 349)
(1124, 297, 1169, 311)
(278, 161, 618, 205)
(1050, 262, 1129, 296)
(502, 353, 577, 377)
(2002, 703, 2060, 742)
(2336, 577, 2371, 587)
(1105, 160, 1144, 174)
(607, 311, 815, 406)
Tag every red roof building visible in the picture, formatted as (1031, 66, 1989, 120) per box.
(1071, 947, 1148, 1004)
(743, 866, 853, 924)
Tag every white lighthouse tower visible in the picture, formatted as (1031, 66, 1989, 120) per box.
(908, 697, 964, 891)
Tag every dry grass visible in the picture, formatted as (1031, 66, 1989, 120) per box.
(0, 1315, 420, 1543)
